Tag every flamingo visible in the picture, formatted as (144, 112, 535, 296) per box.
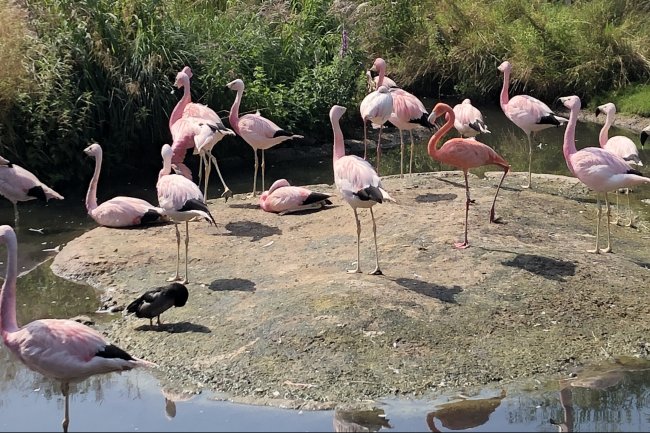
(365, 69, 398, 92)
(360, 59, 394, 171)
(157, 144, 216, 283)
(453, 99, 491, 139)
(170, 66, 235, 201)
(498, 60, 568, 189)
(226, 78, 304, 197)
(427, 103, 510, 249)
(370, 57, 433, 176)
(0, 158, 64, 227)
(331, 105, 394, 275)
(259, 179, 332, 215)
(0, 225, 156, 432)
(125, 282, 189, 327)
(595, 102, 644, 226)
(559, 95, 650, 253)
(83, 143, 167, 228)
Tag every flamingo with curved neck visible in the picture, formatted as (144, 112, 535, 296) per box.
(427, 103, 510, 249)
(259, 178, 332, 214)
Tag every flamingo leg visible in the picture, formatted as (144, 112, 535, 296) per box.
(348, 208, 362, 273)
(454, 170, 471, 249)
(375, 125, 384, 173)
(250, 149, 259, 197)
(601, 192, 612, 253)
(399, 129, 405, 178)
(409, 130, 415, 175)
(201, 154, 210, 203)
(522, 132, 533, 189)
(489, 167, 509, 223)
(261, 149, 266, 192)
(363, 121, 368, 160)
(624, 189, 634, 227)
(611, 190, 620, 225)
(62, 382, 70, 433)
(183, 221, 190, 284)
(588, 194, 602, 254)
(278, 202, 326, 215)
(13, 202, 18, 228)
(369, 207, 383, 275)
(167, 223, 183, 282)
(208, 153, 233, 201)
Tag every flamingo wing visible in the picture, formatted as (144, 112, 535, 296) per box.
(157, 174, 203, 212)
(604, 136, 643, 165)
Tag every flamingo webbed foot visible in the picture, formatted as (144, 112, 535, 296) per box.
(453, 241, 470, 249)
(600, 246, 612, 254)
(347, 268, 362, 274)
(587, 247, 601, 254)
(167, 275, 186, 284)
(369, 268, 383, 275)
(221, 189, 233, 202)
(521, 184, 531, 189)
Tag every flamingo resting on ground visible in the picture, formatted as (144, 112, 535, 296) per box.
(453, 99, 491, 139)
(226, 78, 304, 197)
(370, 58, 433, 176)
(0, 158, 63, 227)
(560, 95, 650, 253)
(427, 103, 510, 249)
(157, 144, 216, 283)
(0, 225, 156, 432)
(331, 105, 394, 275)
(595, 102, 644, 226)
(170, 66, 235, 201)
(83, 143, 167, 228)
(259, 179, 332, 215)
(126, 282, 189, 327)
(498, 60, 568, 189)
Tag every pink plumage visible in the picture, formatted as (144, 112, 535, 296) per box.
(560, 95, 650, 253)
(259, 179, 332, 214)
(498, 60, 568, 189)
(331, 105, 393, 275)
(227, 78, 304, 197)
(84, 143, 166, 228)
(0, 158, 64, 227)
(427, 103, 510, 249)
(0, 225, 155, 431)
(453, 99, 491, 138)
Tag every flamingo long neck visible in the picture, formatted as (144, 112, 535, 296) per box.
(376, 64, 386, 88)
(228, 89, 243, 135)
(332, 116, 345, 164)
(159, 154, 172, 180)
(427, 106, 454, 158)
(562, 105, 579, 176)
(169, 81, 191, 131)
(598, 111, 614, 148)
(0, 232, 19, 335)
(499, 68, 510, 110)
(85, 151, 102, 213)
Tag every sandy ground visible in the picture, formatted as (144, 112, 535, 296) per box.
(50, 169, 650, 410)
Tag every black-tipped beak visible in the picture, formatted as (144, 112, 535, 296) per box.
(595, 107, 602, 117)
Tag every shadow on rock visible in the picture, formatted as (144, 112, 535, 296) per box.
(415, 193, 457, 203)
(502, 253, 576, 281)
(393, 278, 462, 303)
(135, 321, 211, 333)
(224, 221, 281, 241)
(209, 277, 256, 292)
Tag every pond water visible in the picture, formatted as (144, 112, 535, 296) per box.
(1, 103, 650, 432)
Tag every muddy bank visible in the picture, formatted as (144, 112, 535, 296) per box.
(51, 172, 650, 410)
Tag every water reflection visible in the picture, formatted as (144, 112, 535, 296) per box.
(425, 389, 507, 432)
(333, 408, 392, 432)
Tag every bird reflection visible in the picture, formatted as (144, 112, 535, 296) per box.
(161, 387, 195, 420)
(333, 408, 392, 432)
(426, 389, 506, 432)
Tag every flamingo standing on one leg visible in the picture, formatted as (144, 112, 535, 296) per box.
(453, 99, 491, 139)
(0, 158, 63, 227)
(427, 103, 510, 249)
(0, 225, 156, 432)
(595, 102, 644, 226)
(157, 144, 216, 283)
(498, 60, 568, 189)
(226, 78, 304, 197)
(169, 66, 235, 201)
(259, 179, 332, 215)
(360, 60, 394, 171)
(370, 58, 433, 176)
(560, 95, 650, 253)
(331, 105, 394, 275)
(83, 143, 167, 228)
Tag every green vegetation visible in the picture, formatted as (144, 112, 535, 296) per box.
(1, 0, 650, 190)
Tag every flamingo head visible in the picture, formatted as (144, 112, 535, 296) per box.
(0, 156, 9, 166)
(462, 98, 471, 105)
(376, 85, 390, 94)
(268, 179, 291, 194)
(595, 102, 615, 118)
(371, 57, 386, 74)
(497, 61, 511, 73)
(161, 143, 173, 162)
(329, 105, 347, 123)
(174, 67, 192, 89)
(0, 225, 16, 245)
(226, 79, 245, 92)
(559, 95, 581, 111)
(83, 142, 102, 157)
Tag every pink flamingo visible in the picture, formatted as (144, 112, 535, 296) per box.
(0, 225, 156, 432)
(427, 103, 510, 249)
(360, 59, 394, 171)
(157, 144, 216, 283)
(170, 66, 235, 201)
(83, 143, 167, 228)
(331, 105, 394, 275)
(453, 99, 491, 139)
(595, 102, 644, 226)
(560, 95, 650, 253)
(498, 60, 568, 189)
(0, 158, 63, 227)
(371, 58, 433, 176)
(259, 179, 332, 215)
(226, 78, 304, 197)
